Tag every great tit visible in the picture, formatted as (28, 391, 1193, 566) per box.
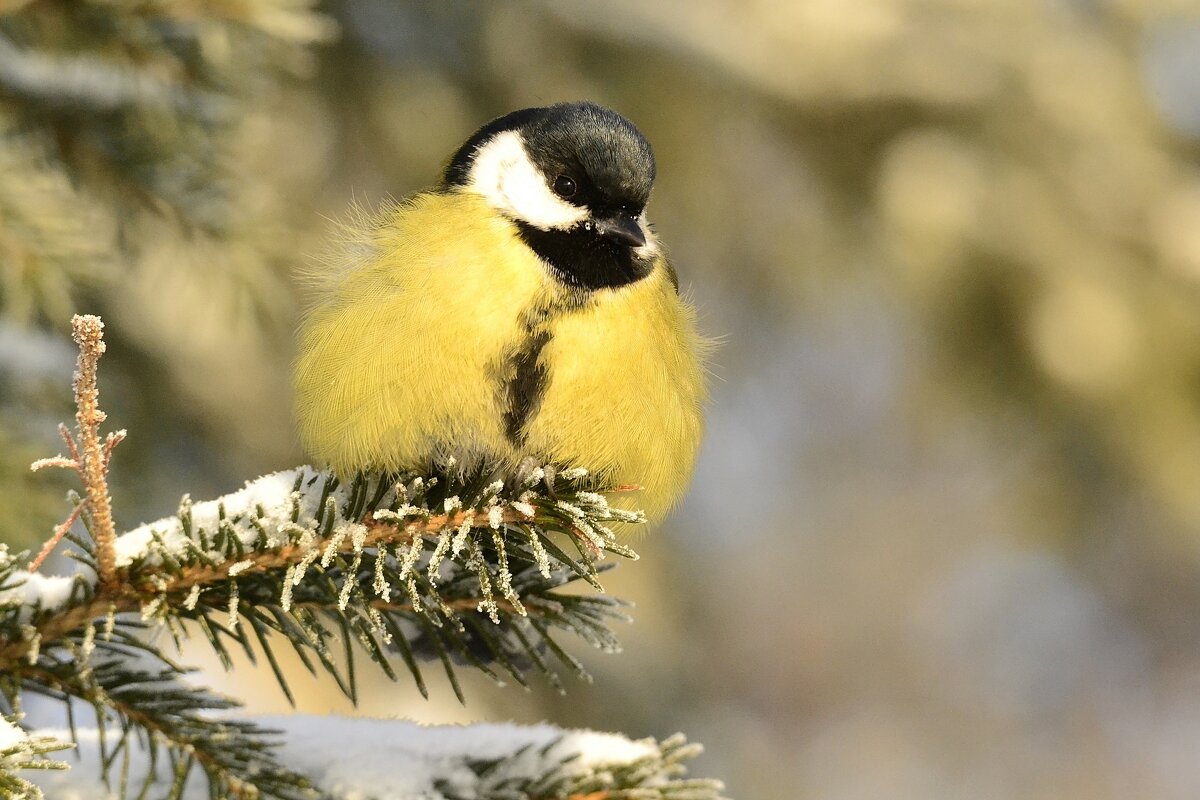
(294, 101, 707, 521)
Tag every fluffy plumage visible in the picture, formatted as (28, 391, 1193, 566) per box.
(294, 102, 706, 521)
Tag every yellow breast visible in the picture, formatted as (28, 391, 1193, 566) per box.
(294, 192, 707, 522)
(528, 268, 707, 520)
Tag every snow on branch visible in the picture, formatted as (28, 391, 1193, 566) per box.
(0, 715, 71, 800)
(26, 716, 723, 800)
(1, 462, 644, 688)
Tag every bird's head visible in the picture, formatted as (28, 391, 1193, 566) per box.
(442, 102, 659, 290)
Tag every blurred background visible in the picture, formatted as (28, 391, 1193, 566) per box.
(5, 0, 1200, 797)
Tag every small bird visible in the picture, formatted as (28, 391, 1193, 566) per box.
(294, 101, 706, 521)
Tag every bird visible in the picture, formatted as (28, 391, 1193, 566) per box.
(293, 101, 707, 522)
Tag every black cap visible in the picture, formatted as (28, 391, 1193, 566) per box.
(442, 101, 655, 214)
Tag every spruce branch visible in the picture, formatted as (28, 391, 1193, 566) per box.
(446, 732, 723, 800)
(0, 715, 71, 800)
(0, 467, 638, 680)
(19, 657, 314, 800)
(24, 716, 728, 800)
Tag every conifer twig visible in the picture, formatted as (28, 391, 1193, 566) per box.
(0, 480, 626, 670)
(25, 503, 84, 575)
(27, 316, 123, 584)
(69, 315, 119, 590)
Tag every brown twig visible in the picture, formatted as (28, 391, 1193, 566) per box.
(0, 595, 126, 665)
(58, 422, 81, 465)
(70, 315, 119, 590)
(26, 316, 124, 584)
(134, 506, 532, 594)
(26, 502, 85, 574)
(101, 429, 126, 470)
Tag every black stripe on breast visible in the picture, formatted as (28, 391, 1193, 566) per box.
(503, 327, 552, 445)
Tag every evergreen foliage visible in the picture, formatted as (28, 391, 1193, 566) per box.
(436, 733, 717, 800)
(0, 0, 333, 323)
(0, 715, 70, 799)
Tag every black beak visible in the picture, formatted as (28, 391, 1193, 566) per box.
(595, 215, 647, 248)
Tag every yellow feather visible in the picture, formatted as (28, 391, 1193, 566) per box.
(526, 267, 707, 520)
(294, 190, 707, 523)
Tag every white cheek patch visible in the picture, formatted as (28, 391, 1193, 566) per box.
(467, 131, 588, 230)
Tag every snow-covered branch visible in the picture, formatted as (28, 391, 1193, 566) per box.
(1, 461, 641, 677)
(26, 717, 720, 800)
(0, 460, 646, 793)
(0, 716, 71, 800)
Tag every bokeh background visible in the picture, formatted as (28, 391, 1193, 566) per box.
(5, 1, 1200, 797)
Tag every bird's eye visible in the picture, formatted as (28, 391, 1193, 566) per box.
(553, 175, 577, 199)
